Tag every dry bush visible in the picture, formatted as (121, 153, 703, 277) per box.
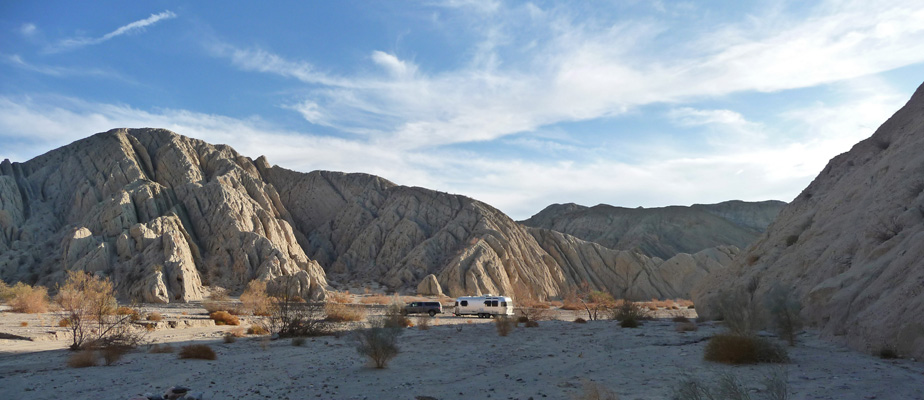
(247, 325, 269, 335)
(325, 303, 366, 322)
(58, 318, 71, 327)
(495, 316, 516, 337)
(716, 284, 762, 337)
(56, 271, 143, 351)
(574, 317, 587, 323)
(0, 279, 9, 303)
(763, 284, 802, 346)
(149, 344, 174, 353)
(178, 344, 216, 360)
(415, 316, 431, 331)
(351, 323, 400, 369)
(550, 300, 563, 308)
(208, 288, 230, 302)
(20, 321, 28, 327)
(209, 311, 240, 326)
(382, 299, 410, 329)
(146, 312, 163, 322)
(612, 300, 646, 328)
(7, 282, 50, 313)
(229, 327, 246, 337)
(673, 369, 788, 400)
(101, 345, 129, 365)
(704, 333, 789, 364)
(359, 295, 392, 305)
(573, 380, 619, 400)
(265, 276, 330, 337)
(675, 299, 694, 308)
(202, 301, 229, 314)
(675, 322, 698, 333)
(68, 350, 98, 368)
(240, 280, 272, 316)
(292, 337, 306, 346)
(878, 345, 899, 359)
(525, 320, 539, 328)
(672, 316, 691, 323)
(223, 333, 236, 343)
(327, 291, 352, 304)
(518, 307, 553, 322)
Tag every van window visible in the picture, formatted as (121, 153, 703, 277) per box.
(461, 301, 468, 306)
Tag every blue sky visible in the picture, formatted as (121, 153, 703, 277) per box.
(2, 1, 924, 219)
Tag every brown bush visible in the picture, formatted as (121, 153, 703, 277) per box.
(517, 316, 530, 323)
(210, 311, 240, 326)
(325, 303, 366, 322)
(704, 334, 789, 364)
(574, 380, 619, 400)
(495, 316, 516, 337)
(415, 316, 431, 331)
(247, 325, 269, 335)
(56, 271, 143, 351)
(178, 344, 217, 360)
(146, 312, 163, 322)
(0, 279, 9, 303)
(525, 320, 539, 328)
(208, 288, 230, 302)
(229, 327, 246, 337)
(58, 318, 71, 327)
(359, 295, 392, 305)
(148, 344, 174, 353)
(223, 333, 237, 343)
(328, 291, 352, 304)
(574, 318, 587, 323)
(292, 336, 307, 346)
(102, 345, 129, 365)
(675, 322, 698, 333)
(20, 321, 28, 327)
(68, 350, 98, 368)
(672, 316, 691, 323)
(7, 283, 49, 313)
(240, 280, 272, 316)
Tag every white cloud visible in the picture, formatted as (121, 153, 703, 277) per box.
(371, 51, 417, 79)
(19, 23, 37, 37)
(48, 10, 176, 53)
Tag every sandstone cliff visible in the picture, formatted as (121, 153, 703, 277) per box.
(693, 81, 924, 360)
(0, 129, 327, 302)
(521, 200, 784, 259)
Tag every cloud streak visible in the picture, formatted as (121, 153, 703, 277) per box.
(48, 10, 176, 53)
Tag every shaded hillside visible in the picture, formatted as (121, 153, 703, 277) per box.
(694, 81, 924, 360)
(521, 200, 784, 259)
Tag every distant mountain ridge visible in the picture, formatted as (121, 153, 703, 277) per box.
(520, 200, 786, 259)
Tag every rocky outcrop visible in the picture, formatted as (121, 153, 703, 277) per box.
(693, 81, 924, 360)
(416, 274, 443, 296)
(521, 201, 784, 259)
(0, 128, 326, 301)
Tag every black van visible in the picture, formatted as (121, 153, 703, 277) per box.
(403, 301, 443, 317)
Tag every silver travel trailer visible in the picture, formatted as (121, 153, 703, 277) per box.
(453, 295, 515, 318)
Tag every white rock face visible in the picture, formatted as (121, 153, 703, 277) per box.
(0, 128, 326, 302)
(693, 82, 924, 360)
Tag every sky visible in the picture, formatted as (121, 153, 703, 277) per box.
(1, 1, 924, 220)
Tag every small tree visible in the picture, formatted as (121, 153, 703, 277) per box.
(577, 284, 616, 321)
(56, 271, 142, 350)
(352, 318, 401, 368)
(265, 276, 328, 337)
(763, 284, 802, 346)
(6, 282, 50, 313)
(240, 280, 272, 316)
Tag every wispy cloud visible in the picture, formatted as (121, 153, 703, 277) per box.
(19, 23, 38, 37)
(48, 10, 176, 53)
(1, 53, 130, 81)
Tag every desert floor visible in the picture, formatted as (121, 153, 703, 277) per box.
(1, 303, 923, 400)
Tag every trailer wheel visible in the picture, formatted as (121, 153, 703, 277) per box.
(428, 310, 436, 317)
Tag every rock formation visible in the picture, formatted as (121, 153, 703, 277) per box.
(521, 200, 784, 259)
(0, 129, 326, 302)
(693, 81, 924, 360)
(416, 274, 443, 296)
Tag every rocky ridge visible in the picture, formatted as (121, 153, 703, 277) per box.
(521, 200, 785, 259)
(693, 81, 924, 360)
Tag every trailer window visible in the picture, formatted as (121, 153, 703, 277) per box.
(484, 301, 491, 307)
(460, 301, 468, 306)
(501, 301, 507, 307)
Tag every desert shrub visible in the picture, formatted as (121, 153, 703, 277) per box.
(229, 327, 246, 337)
(240, 280, 272, 316)
(292, 336, 306, 346)
(209, 311, 240, 326)
(223, 333, 237, 343)
(202, 301, 230, 314)
(704, 333, 789, 364)
(359, 295, 392, 305)
(247, 325, 269, 335)
(178, 344, 216, 360)
(58, 318, 71, 327)
(525, 320, 539, 328)
(265, 276, 330, 337)
(673, 369, 788, 400)
(101, 345, 129, 365)
(577, 287, 616, 321)
(68, 350, 98, 368)
(518, 307, 553, 322)
(382, 299, 410, 329)
(415, 316, 431, 331)
(763, 284, 802, 346)
(149, 344, 174, 353)
(517, 316, 530, 323)
(0, 279, 9, 303)
(146, 312, 163, 322)
(327, 291, 352, 304)
(208, 288, 229, 302)
(878, 345, 899, 359)
(325, 303, 366, 322)
(612, 300, 646, 328)
(19, 321, 28, 327)
(675, 322, 698, 333)
(351, 324, 400, 368)
(7, 282, 50, 313)
(716, 285, 761, 337)
(495, 316, 516, 337)
(574, 317, 587, 323)
(672, 316, 691, 323)
(56, 271, 143, 351)
(574, 380, 619, 400)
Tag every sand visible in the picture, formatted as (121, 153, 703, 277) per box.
(1, 304, 923, 400)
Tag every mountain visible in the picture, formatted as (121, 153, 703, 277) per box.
(693, 81, 924, 360)
(521, 200, 785, 259)
(0, 128, 736, 303)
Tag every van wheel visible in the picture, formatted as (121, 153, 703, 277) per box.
(428, 310, 436, 317)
